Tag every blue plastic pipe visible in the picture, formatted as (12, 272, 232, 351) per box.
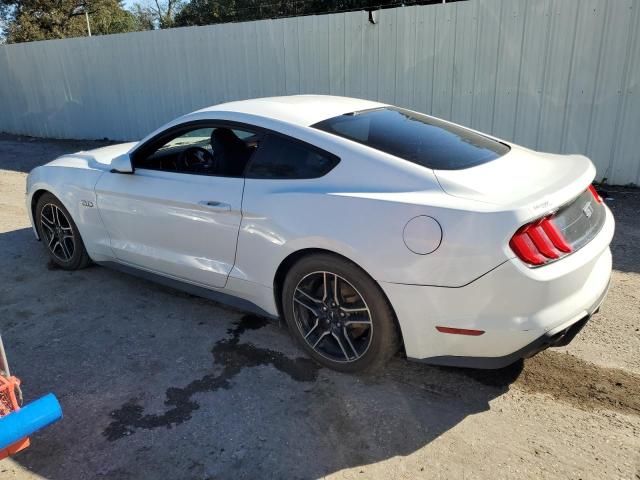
(0, 394, 62, 450)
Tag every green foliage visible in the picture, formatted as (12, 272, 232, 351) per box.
(0, 0, 448, 43)
(0, 0, 148, 43)
(174, 1, 437, 28)
(174, 0, 231, 26)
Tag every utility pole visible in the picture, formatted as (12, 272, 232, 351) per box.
(84, 9, 91, 36)
(72, 4, 91, 37)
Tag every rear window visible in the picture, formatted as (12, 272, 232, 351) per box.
(313, 107, 510, 170)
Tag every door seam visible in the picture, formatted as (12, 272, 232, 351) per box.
(227, 176, 246, 288)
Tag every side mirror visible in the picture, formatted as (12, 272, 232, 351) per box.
(110, 154, 133, 174)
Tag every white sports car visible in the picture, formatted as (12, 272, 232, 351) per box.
(26, 95, 614, 372)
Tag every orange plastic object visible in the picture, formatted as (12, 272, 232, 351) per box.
(0, 375, 30, 460)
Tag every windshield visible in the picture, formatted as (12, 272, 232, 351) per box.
(313, 107, 510, 170)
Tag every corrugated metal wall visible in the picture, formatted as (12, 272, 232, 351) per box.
(1, 0, 639, 185)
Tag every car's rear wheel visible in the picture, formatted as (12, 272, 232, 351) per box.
(35, 193, 91, 270)
(282, 253, 399, 373)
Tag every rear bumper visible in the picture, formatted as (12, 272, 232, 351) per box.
(418, 278, 609, 369)
(381, 205, 614, 368)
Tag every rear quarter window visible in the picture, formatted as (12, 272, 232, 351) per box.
(313, 107, 510, 170)
(246, 134, 339, 179)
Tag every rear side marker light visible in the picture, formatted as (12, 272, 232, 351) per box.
(510, 217, 573, 266)
(436, 326, 485, 336)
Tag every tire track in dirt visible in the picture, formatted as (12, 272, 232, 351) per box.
(467, 350, 640, 416)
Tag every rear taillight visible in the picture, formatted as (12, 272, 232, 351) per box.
(588, 184, 603, 203)
(510, 185, 603, 266)
(510, 216, 573, 266)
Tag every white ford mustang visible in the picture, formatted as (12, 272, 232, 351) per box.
(26, 95, 614, 372)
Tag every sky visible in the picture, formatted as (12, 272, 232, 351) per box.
(121, 0, 138, 10)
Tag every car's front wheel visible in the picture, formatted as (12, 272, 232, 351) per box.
(35, 192, 91, 270)
(282, 253, 400, 373)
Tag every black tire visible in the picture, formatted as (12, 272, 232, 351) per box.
(35, 193, 91, 270)
(282, 253, 399, 373)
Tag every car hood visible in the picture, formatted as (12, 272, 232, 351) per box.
(433, 145, 596, 211)
(44, 142, 138, 171)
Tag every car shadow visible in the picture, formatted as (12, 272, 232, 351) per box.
(0, 227, 524, 479)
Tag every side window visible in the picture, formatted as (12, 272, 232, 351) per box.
(245, 134, 339, 179)
(156, 127, 213, 152)
(133, 124, 259, 177)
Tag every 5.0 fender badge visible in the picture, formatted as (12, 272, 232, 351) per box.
(81, 200, 94, 208)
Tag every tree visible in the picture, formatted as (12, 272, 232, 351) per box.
(130, 3, 155, 30)
(174, 0, 309, 26)
(174, 0, 454, 27)
(174, 0, 230, 26)
(130, 0, 182, 29)
(0, 0, 149, 43)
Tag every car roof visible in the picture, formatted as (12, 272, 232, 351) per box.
(195, 95, 387, 127)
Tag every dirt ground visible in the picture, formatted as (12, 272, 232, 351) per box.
(0, 133, 638, 479)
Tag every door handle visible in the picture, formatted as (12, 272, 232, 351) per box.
(198, 200, 232, 212)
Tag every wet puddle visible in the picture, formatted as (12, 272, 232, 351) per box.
(104, 315, 319, 441)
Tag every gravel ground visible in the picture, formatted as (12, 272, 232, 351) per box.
(0, 134, 639, 479)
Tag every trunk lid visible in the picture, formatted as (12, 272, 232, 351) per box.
(433, 146, 596, 212)
(436, 145, 607, 266)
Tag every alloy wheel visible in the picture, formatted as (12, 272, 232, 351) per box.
(292, 271, 373, 363)
(40, 203, 76, 262)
